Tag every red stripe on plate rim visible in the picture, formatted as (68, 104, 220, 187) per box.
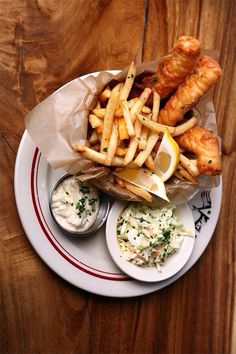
(34, 151, 124, 277)
(30, 147, 130, 281)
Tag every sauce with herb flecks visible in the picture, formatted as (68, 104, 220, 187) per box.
(51, 176, 99, 232)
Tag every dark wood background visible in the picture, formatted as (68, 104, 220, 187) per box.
(0, 1, 235, 353)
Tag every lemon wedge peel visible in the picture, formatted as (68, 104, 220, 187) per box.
(154, 129, 180, 182)
(113, 168, 169, 202)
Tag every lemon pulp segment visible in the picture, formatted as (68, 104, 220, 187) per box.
(154, 129, 180, 182)
(113, 168, 169, 201)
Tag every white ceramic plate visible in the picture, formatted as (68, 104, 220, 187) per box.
(14, 131, 222, 297)
(106, 201, 195, 282)
(14, 72, 222, 297)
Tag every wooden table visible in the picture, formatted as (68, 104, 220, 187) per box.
(1, 1, 235, 353)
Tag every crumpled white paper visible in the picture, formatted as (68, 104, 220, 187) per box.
(25, 58, 221, 204)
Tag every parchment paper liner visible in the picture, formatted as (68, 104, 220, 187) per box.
(25, 58, 220, 205)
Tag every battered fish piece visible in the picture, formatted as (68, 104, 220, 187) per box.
(158, 56, 222, 126)
(142, 36, 200, 98)
(175, 126, 221, 176)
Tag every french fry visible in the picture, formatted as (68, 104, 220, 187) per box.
(123, 137, 139, 165)
(165, 116, 198, 137)
(138, 113, 152, 149)
(120, 62, 136, 101)
(136, 113, 175, 134)
(134, 117, 142, 138)
(177, 163, 198, 184)
(124, 110, 146, 165)
(89, 114, 103, 129)
(73, 144, 106, 164)
(127, 97, 138, 109)
(92, 107, 123, 118)
(117, 117, 129, 140)
(110, 157, 124, 166)
(106, 122, 118, 165)
(120, 100, 135, 137)
(136, 114, 197, 136)
(92, 108, 106, 118)
(99, 87, 111, 103)
(142, 106, 151, 114)
(138, 125, 149, 149)
(114, 106, 123, 117)
(191, 159, 198, 166)
(100, 84, 122, 153)
(174, 171, 185, 181)
(73, 144, 124, 166)
(134, 133, 159, 167)
(144, 155, 155, 171)
(130, 88, 152, 123)
(152, 92, 160, 122)
(179, 154, 200, 176)
(114, 176, 125, 188)
(124, 181, 153, 203)
(115, 146, 127, 157)
(89, 130, 99, 145)
(125, 89, 153, 161)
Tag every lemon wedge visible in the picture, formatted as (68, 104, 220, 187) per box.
(154, 129, 180, 182)
(113, 168, 169, 202)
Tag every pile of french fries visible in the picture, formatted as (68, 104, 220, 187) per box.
(73, 63, 200, 202)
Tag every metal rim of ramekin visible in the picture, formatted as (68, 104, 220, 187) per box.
(49, 173, 110, 237)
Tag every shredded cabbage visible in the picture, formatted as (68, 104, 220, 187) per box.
(117, 203, 192, 268)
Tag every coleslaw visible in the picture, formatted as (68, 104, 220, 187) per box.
(117, 203, 192, 268)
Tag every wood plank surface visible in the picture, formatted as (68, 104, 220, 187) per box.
(0, 1, 235, 353)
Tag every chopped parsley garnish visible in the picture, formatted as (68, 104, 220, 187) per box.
(180, 105, 186, 110)
(80, 184, 90, 194)
(88, 197, 97, 205)
(103, 147, 108, 152)
(208, 159, 212, 164)
(76, 198, 86, 214)
(65, 191, 69, 195)
(163, 230, 171, 240)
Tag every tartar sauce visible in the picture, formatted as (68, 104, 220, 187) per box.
(51, 176, 99, 232)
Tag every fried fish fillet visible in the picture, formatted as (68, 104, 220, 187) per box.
(158, 56, 222, 126)
(175, 126, 221, 176)
(142, 36, 200, 98)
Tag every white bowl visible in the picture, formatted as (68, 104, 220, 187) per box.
(106, 201, 195, 282)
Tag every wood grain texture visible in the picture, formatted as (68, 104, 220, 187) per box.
(0, 1, 235, 354)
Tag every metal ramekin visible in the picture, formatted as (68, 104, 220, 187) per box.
(49, 174, 110, 237)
